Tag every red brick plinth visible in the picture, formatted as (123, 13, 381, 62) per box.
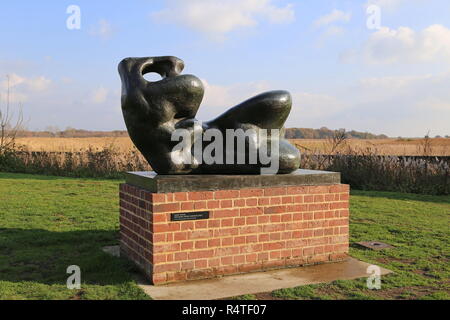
(119, 180, 350, 285)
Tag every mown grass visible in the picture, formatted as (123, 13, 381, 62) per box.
(269, 191, 450, 300)
(0, 172, 149, 300)
(0, 172, 448, 300)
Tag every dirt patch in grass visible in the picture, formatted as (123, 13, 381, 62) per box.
(376, 257, 416, 265)
(371, 286, 438, 300)
(253, 292, 285, 300)
(69, 290, 86, 300)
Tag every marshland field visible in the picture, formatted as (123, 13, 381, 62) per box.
(14, 136, 450, 156)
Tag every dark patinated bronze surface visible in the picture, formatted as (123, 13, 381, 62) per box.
(119, 56, 301, 175)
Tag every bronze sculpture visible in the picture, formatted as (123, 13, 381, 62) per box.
(119, 56, 300, 175)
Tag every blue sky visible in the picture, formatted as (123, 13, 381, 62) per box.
(1, 0, 449, 137)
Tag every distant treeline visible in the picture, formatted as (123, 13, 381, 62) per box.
(17, 129, 129, 138)
(285, 127, 389, 139)
(17, 127, 389, 139)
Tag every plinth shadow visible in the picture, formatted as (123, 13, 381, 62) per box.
(0, 228, 136, 286)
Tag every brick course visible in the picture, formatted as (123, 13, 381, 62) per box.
(119, 184, 350, 285)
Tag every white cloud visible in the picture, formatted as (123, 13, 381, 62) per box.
(323, 25, 345, 37)
(26, 76, 52, 92)
(1, 74, 24, 88)
(0, 74, 51, 103)
(197, 79, 350, 130)
(415, 97, 450, 112)
(313, 9, 351, 45)
(197, 79, 271, 119)
(91, 87, 109, 104)
(1, 74, 51, 92)
(290, 92, 347, 120)
(151, 0, 295, 40)
(344, 25, 450, 64)
(314, 9, 351, 27)
(337, 72, 450, 136)
(89, 19, 113, 40)
(285, 72, 450, 136)
(358, 74, 433, 91)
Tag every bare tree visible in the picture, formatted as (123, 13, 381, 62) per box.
(314, 129, 348, 169)
(0, 75, 24, 154)
(419, 131, 433, 156)
(45, 125, 60, 137)
(324, 129, 348, 155)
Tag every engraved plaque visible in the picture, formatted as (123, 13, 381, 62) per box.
(171, 211, 210, 222)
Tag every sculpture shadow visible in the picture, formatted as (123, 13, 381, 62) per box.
(0, 228, 136, 286)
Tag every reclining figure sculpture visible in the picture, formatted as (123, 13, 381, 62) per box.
(119, 56, 300, 175)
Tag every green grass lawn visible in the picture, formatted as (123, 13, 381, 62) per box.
(0, 172, 448, 300)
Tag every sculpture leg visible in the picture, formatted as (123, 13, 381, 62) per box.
(208, 90, 292, 130)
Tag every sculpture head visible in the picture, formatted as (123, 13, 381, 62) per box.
(119, 56, 205, 125)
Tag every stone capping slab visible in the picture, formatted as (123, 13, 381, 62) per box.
(125, 169, 341, 193)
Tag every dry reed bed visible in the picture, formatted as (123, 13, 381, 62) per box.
(15, 137, 450, 156)
(1, 144, 449, 194)
(1, 148, 150, 178)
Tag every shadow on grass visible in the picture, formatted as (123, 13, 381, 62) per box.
(0, 172, 63, 180)
(0, 228, 137, 286)
(351, 189, 450, 204)
(0, 172, 124, 182)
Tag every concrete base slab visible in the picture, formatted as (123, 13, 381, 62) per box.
(125, 169, 340, 193)
(136, 258, 392, 300)
(102, 245, 392, 300)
